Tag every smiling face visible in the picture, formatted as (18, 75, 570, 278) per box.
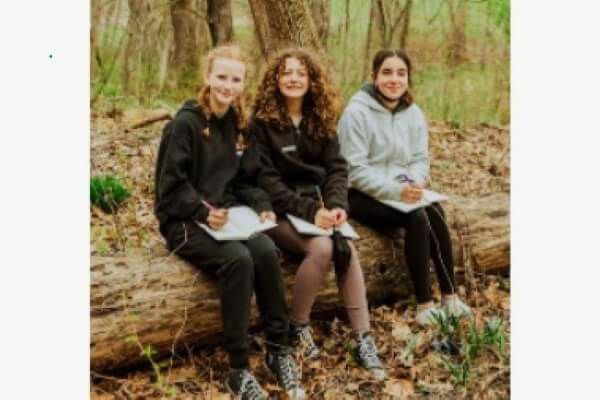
(277, 57, 310, 100)
(205, 57, 246, 109)
(373, 56, 409, 100)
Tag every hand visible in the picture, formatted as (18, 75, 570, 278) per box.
(331, 208, 348, 226)
(207, 208, 229, 230)
(259, 211, 276, 223)
(314, 208, 336, 229)
(400, 185, 424, 204)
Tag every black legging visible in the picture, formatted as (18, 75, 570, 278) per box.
(348, 189, 455, 303)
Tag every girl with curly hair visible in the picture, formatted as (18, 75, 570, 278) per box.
(155, 45, 305, 400)
(338, 49, 472, 326)
(249, 48, 385, 381)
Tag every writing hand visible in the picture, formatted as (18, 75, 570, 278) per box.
(207, 208, 229, 230)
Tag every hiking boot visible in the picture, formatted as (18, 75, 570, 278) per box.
(356, 332, 386, 381)
(266, 347, 306, 400)
(224, 368, 268, 400)
(443, 295, 472, 318)
(415, 305, 445, 326)
(289, 323, 320, 359)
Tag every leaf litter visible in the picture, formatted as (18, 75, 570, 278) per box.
(91, 107, 510, 399)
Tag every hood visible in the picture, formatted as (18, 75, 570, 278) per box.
(175, 99, 203, 117)
(349, 83, 409, 114)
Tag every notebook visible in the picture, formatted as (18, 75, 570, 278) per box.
(196, 206, 277, 241)
(286, 214, 360, 240)
(380, 189, 448, 213)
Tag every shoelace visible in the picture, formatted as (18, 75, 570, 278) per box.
(358, 336, 381, 367)
(238, 370, 265, 400)
(276, 353, 300, 389)
(298, 327, 318, 355)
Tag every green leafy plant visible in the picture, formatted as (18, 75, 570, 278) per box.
(90, 175, 130, 213)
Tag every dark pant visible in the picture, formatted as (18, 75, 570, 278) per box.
(164, 220, 289, 369)
(348, 189, 455, 303)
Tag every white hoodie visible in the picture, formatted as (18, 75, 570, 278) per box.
(337, 87, 429, 201)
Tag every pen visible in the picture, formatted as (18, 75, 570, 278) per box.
(201, 200, 228, 215)
(397, 174, 415, 184)
(201, 199, 217, 211)
(315, 186, 324, 208)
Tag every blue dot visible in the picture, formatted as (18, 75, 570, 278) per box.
(49, 54, 53, 59)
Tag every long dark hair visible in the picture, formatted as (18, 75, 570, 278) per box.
(371, 49, 414, 107)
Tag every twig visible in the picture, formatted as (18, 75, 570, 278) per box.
(127, 112, 172, 131)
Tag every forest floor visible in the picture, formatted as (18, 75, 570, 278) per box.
(90, 105, 510, 399)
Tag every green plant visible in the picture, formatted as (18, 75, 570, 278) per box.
(90, 175, 130, 213)
(126, 334, 177, 397)
(441, 356, 470, 386)
(431, 309, 461, 340)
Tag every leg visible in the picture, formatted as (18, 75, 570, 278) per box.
(336, 241, 370, 334)
(244, 233, 289, 349)
(425, 203, 456, 295)
(267, 220, 333, 325)
(165, 221, 255, 369)
(348, 189, 433, 304)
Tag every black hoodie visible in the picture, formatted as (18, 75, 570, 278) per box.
(154, 100, 271, 235)
(249, 115, 349, 223)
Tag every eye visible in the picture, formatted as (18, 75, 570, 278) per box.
(232, 77, 242, 83)
(381, 69, 392, 75)
(216, 74, 227, 80)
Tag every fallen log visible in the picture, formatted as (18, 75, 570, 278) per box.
(91, 192, 508, 371)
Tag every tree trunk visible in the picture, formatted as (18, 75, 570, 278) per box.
(207, 0, 233, 46)
(91, 193, 509, 371)
(123, 0, 150, 95)
(363, 0, 386, 79)
(247, 0, 272, 58)
(307, 0, 330, 47)
(447, 0, 468, 66)
(170, 0, 200, 84)
(247, 0, 323, 56)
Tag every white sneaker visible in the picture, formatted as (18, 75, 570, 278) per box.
(415, 305, 445, 326)
(443, 295, 472, 318)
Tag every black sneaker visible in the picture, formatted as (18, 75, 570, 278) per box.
(289, 323, 320, 359)
(266, 348, 306, 400)
(224, 368, 268, 400)
(356, 332, 386, 381)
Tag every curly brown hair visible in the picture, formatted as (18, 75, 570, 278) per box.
(252, 48, 341, 140)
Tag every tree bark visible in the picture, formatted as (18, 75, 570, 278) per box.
(170, 0, 200, 80)
(247, 0, 272, 58)
(207, 0, 233, 46)
(247, 0, 323, 56)
(307, 0, 330, 47)
(91, 193, 509, 371)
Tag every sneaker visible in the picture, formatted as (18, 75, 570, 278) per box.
(266, 347, 306, 400)
(289, 323, 320, 359)
(224, 368, 268, 400)
(415, 305, 445, 326)
(443, 295, 472, 318)
(355, 332, 386, 381)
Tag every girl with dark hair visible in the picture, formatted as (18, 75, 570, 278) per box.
(250, 48, 385, 380)
(155, 45, 305, 400)
(338, 49, 472, 326)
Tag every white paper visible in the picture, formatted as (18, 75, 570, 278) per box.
(196, 206, 277, 241)
(380, 189, 448, 213)
(286, 214, 360, 240)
